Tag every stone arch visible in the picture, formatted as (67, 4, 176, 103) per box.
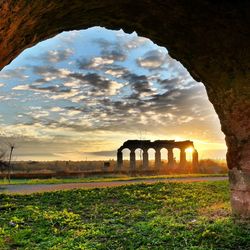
(0, 0, 249, 219)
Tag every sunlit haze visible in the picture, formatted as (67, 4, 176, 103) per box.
(0, 27, 226, 161)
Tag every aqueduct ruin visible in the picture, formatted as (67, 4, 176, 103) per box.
(117, 140, 198, 171)
(0, 1, 249, 220)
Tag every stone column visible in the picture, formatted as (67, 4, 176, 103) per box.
(130, 150, 136, 171)
(155, 148, 161, 169)
(192, 149, 199, 172)
(227, 136, 250, 221)
(206, 85, 250, 221)
(116, 150, 123, 170)
(142, 149, 149, 169)
(179, 148, 186, 167)
(167, 148, 174, 167)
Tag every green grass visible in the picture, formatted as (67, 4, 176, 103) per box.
(0, 173, 227, 185)
(0, 180, 249, 249)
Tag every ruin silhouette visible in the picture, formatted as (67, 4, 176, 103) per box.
(117, 140, 198, 171)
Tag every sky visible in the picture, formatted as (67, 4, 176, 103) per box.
(0, 27, 227, 161)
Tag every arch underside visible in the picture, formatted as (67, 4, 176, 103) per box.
(0, 0, 250, 219)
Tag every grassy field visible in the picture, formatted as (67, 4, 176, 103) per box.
(0, 173, 227, 185)
(0, 180, 249, 249)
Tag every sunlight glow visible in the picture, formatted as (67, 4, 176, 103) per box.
(185, 147, 194, 153)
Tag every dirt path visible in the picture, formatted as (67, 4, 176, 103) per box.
(0, 176, 228, 195)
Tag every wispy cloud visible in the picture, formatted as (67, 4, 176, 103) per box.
(34, 49, 74, 63)
(137, 49, 167, 69)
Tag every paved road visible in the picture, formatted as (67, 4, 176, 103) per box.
(0, 176, 228, 195)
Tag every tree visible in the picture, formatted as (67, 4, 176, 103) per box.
(0, 148, 6, 174)
(6, 142, 16, 183)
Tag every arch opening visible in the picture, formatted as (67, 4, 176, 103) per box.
(173, 148, 180, 165)
(121, 148, 130, 170)
(160, 148, 168, 169)
(0, 27, 226, 163)
(148, 148, 156, 169)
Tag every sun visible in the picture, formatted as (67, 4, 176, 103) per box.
(185, 147, 194, 153)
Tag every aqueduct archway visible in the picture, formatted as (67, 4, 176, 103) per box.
(0, 1, 249, 220)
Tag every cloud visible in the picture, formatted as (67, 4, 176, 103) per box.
(92, 37, 126, 60)
(122, 35, 149, 50)
(10, 70, 212, 139)
(76, 36, 127, 70)
(77, 50, 126, 70)
(77, 57, 114, 70)
(87, 150, 117, 157)
(58, 30, 81, 45)
(50, 107, 65, 112)
(137, 49, 167, 69)
(13, 84, 72, 93)
(105, 67, 130, 78)
(12, 85, 30, 91)
(92, 38, 113, 49)
(0, 67, 28, 79)
(65, 110, 82, 117)
(26, 110, 50, 119)
(100, 48, 126, 62)
(157, 77, 181, 90)
(39, 49, 74, 63)
(32, 66, 70, 78)
(49, 89, 80, 100)
(121, 73, 157, 99)
(69, 73, 123, 96)
(29, 85, 72, 93)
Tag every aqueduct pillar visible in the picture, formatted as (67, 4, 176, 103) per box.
(142, 150, 149, 169)
(130, 150, 136, 171)
(117, 150, 123, 170)
(155, 149, 161, 169)
(167, 148, 174, 167)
